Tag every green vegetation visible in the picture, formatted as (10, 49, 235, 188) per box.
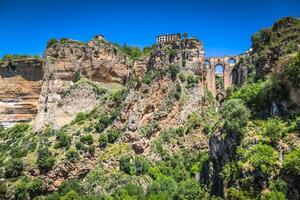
(66, 148, 80, 162)
(284, 51, 300, 86)
(107, 128, 122, 143)
(283, 147, 300, 175)
(220, 99, 250, 135)
(4, 158, 23, 178)
(37, 147, 56, 173)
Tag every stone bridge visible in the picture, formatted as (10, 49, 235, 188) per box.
(204, 55, 242, 100)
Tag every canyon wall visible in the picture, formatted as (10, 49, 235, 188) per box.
(34, 38, 130, 130)
(0, 60, 43, 127)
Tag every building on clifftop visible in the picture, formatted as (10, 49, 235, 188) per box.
(156, 33, 181, 43)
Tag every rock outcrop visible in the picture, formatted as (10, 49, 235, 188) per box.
(0, 59, 43, 127)
(132, 38, 205, 80)
(35, 38, 130, 130)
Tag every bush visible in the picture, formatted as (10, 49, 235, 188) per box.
(111, 183, 144, 200)
(109, 88, 125, 104)
(147, 176, 177, 197)
(5, 158, 23, 178)
(119, 156, 133, 174)
(95, 114, 111, 133)
(80, 134, 94, 145)
(135, 156, 151, 176)
(186, 74, 199, 88)
(37, 147, 55, 172)
(231, 77, 287, 116)
(107, 128, 122, 143)
(27, 178, 45, 196)
(227, 188, 250, 200)
(56, 131, 71, 149)
(283, 147, 300, 175)
(244, 144, 278, 174)
(178, 72, 186, 82)
(59, 179, 83, 196)
(47, 38, 58, 47)
(66, 149, 80, 162)
(73, 112, 88, 123)
(98, 134, 108, 149)
(174, 179, 205, 200)
(284, 51, 300, 86)
(140, 122, 158, 137)
(220, 99, 250, 135)
(60, 190, 81, 200)
(168, 64, 179, 80)
(261, 191, 287, 200)
(262, 118, 287, 145)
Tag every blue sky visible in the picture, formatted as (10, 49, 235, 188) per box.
(0, 0, 299, 58)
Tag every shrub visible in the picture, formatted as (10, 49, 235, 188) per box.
(109, 88, 125, 104)
(283, 147, 300, 175)
(135, 156, 151, 176)
(269, 179, 288, 194)
(140, 122, 158, 137)
(262, 118, 287, 145)
(95, 114, 111, 133)
(186, 74, 199, 88)
(119, 155, 133, 174)
(56, 131, 71, 149)
(187, 112, 202, 130)
(244, 144, 278, 174)
(168, 64, 179, 80)
(60, 190, 81, 200)
(80, 134, 94, 145)
(220, 99, 250, 135)
(98, 134, 108, 149)
(59, 179, 83, 196)
(147, 176, 177, 197)
(174, 179, 205, 200)
(27, 178, 45, 196)
(47, 38, 58, 47)
(284, 51, 300, 86)
(178, 72, 186, 82)
(112, 183, 144, 200)
(107, 128, 122, 143)
(73, 71, 81, 83)
(73, 112, 88, 123)
(14, 181, 29, 200)
(66, 149, 80, 162)
(37, 147, 55, 172)
(5, 158, 23, 178)
(261, 191, 287, 200)
(227, 188, 250, 200)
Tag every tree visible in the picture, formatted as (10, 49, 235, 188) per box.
(262, 118, 286, 145)
(283, 147, 300, 175)
(244, 144, 278, 174)
(37, 147, 56, 173)
(183, 32, 188, 39)
(220, 99, 250, 135)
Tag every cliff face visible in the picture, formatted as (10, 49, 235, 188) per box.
(132, 38, 205, 80)
(0, 60, 43, 127)
(35, 38, 130, 130)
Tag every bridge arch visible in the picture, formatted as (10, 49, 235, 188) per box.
(228, 58, 236, 66)
(216, 92, 225, 103)
(215, 63, 224, 91)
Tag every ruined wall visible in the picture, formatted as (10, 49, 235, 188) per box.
(0, 60, 43, 127)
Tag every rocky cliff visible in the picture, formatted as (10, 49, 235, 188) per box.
(0, 59, 43, 128)
(35, 38, 130, 130)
